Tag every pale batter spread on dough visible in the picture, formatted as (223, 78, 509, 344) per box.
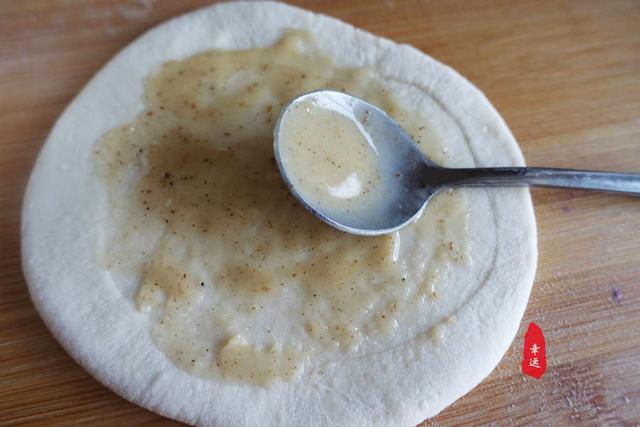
(93, 31, 470, 386)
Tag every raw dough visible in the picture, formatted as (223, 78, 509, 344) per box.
(94, 29, 472, 387)
(22, 2, 537, 425)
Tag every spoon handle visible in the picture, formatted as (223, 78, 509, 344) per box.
(433, 167, 640, 195)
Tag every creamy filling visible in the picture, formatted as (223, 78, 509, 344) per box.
(278, 98, 384, 215)
(94, 30, 470, 386)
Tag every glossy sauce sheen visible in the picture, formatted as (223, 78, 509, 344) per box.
(94, 31, 470, 386)
(279, 99, 384, 216)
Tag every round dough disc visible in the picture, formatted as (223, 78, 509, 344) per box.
(22, 1, 537, 425)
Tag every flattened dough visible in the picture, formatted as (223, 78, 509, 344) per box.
(22, 2, 537, 425)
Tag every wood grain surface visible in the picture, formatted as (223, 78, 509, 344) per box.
(1, 0, 639, 425)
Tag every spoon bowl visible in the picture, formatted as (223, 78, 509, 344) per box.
(274, 90, 439, 235)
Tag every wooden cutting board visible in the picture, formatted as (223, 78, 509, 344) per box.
(1, 0, 639, 425)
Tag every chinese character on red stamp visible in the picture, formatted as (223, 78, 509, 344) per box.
(522, 322, 546, 378)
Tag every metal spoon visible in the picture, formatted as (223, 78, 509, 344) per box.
(273, 90, 640, 236)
